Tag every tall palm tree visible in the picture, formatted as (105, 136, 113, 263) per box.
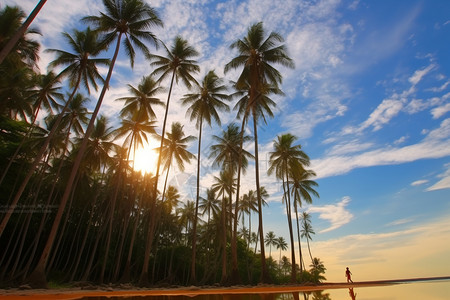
(225, 22, 294, 283)
(301, 211, 315, 263)
(147, 35, 200, 198)
(27, 0, 162, 287)
(290, 167, 318, 271)
(160, 122, 195, 201)
(181, 70, 229, 283)
(145, 36, 199, 284)
(0, 27, 107, 239)
(268, 133, 309, 282)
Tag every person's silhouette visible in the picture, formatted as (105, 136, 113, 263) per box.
(345, 267, 353, 283)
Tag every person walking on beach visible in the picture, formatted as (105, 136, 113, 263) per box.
(346, 267, 353, 283)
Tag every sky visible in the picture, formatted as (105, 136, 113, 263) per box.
(5, 0, 450, 282)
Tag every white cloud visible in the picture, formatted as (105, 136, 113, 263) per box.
(411, 179, 428, 186)
(431, 102, 450, 119)
(327, 140, 373, 156)
(361, 98, 405, 131)
(408, 64, 435, 86)
(312, 118, 450, 179)
(307, 196, 353, 233)
(427, 163, 450, 191)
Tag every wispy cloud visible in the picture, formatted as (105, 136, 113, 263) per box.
(307, 196, 353, 233)
(411, 179, 428, 186)
(312, 118, 450, 179)
(427, 163, 450, 191)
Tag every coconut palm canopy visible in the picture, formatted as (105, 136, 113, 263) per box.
(1, 0, 449, 284)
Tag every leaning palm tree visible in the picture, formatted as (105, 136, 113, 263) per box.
(27, 0, 162, 287)
(268, 133, 309, 282)
(181, 70, 230, 283)
(145, 36, 199, 284)
(160, 122, 196, 202)
(225, 22, 294, 283)
(0, 27, 107, 239)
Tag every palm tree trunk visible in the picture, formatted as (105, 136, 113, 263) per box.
(306, 238, 313, 263)
(253, 112, 268, 283)
(0, 0, 47, 64)
(26, 33, 123, 288)
(294, 199, 304, 273)
(284, 171, 296, 283)
(220, 190, 227, 284)
(141, 69, 176, 286)
(190, 116, 203, 284)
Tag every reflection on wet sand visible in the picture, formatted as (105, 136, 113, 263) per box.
(348, 288, 356, 300)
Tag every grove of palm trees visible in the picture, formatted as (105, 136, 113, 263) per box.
(0, 0, 324, 288)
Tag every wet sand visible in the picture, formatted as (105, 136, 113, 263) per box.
(1, 277, 448, 300)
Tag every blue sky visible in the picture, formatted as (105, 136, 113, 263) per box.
(6, 0, 450, 282)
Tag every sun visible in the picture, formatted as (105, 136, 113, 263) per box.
(131, 138, 160, 175)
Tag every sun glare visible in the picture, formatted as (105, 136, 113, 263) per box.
(131, 138, 160, 175)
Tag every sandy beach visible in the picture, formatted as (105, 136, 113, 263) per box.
(1, 277, 448, 300)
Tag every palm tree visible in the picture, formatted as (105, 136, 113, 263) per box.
(116, 75, 165, 121)
(265, 231, 276, 258)
(27, 0, 162, 287)
(199, 189, 220, 226)
(0, 1, 47, 64)
(147, 35, 200, 198)
(114, 111, 157, 168)
(301, 211, 315, 263)
(268, 133, 309, 282)
(181, 70, 229, 283)
(160, 122, 196, 202)
(0, 27, 107, 239)
(163, 185, 181, 213)
(290, 167, 319, 271)
(0, 71, 63, 186)
(145, 36, 199, 284)
(0, 5, 40, 69)
(225, 22, 294, 283)
(310, 258, 326, 283)
(274, 236, 288, 267)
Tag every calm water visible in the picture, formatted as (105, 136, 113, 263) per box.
(81, 280, 450, 300)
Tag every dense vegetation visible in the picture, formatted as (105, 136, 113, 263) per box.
(0, 0, 324, 288)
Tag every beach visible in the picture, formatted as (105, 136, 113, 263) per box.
(2, 277, 448, 300)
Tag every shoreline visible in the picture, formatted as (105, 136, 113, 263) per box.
(1, 276, 449, 299)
